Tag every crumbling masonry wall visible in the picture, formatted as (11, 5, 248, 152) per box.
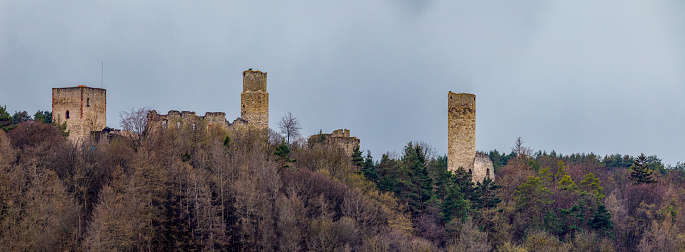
(147, 110, 232, 131)
(473, 152, 495, 182)
(241, 69, 269, 128)
(308, 129, 360, 156)
(52, 85, 106, 142)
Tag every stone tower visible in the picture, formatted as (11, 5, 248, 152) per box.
(241, 69, 269, 128)
(52, 85, 106, 142)
(448, 92, 477, 176)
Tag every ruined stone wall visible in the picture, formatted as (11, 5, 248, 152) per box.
(204, 112, 227, 127)
(330, 129, 351, 138)
(241, 69, 269, 128)
(447, 92, 476, 176)
(52, 85, 106, 142)
(147, 110, 229, 131)
(473, 152, 495, 182)
(308, 129, 360, 156)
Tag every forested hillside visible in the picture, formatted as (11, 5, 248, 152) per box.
(1, 109, 684, 251)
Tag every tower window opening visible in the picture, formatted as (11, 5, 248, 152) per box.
(66, 110, 70, 119)
(87, 98, 90, 107)
(487, 168, 490, 178)
(192, 123, 196, 131)
(177, 122, 181, 129)
(468, 169, 472, 174)
(162, 120, 167, 129)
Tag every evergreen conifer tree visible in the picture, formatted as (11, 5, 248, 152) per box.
(629, 153, 657, 184)
(589, 204, 614, 239)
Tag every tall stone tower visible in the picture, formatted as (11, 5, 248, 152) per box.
(241, 69, 269, 128)
(448, 92, 477, 175)
(52, 85, 106, 142)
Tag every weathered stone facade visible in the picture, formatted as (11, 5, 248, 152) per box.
(473, 152, 495, 182)
(308, 129, 360, 156)
(447, 92, 493, 182)
(147, 110, 240, 131)
(241, 69, 269, 128)
(52, 85, 106, 142)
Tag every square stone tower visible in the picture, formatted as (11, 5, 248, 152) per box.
(241, 69, 269, 128)
(52, 85, 106, 142)
(448, 92, 476, 174)
(448, 91, 494, 182)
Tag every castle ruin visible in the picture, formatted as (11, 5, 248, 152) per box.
(52, 85, 107, 142)
(448, 91, 494, 182)
(308, 129, 361, 156)
(147, 69, 267, 131)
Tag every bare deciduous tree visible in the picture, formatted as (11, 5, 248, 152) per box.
(119, 107, 149, 142)
(511, 136, 532, 158)
(278, 112, 301, 144)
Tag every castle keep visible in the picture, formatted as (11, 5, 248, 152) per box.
(448, 92, 493, 182)
(52, 85, 106, 142)
(241, 69, 269, 128)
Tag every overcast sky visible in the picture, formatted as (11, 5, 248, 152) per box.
(1, 0, 683, 165)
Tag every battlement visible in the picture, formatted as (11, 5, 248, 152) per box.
(448, 92, 475, 115)
(242, 69, 267, 93)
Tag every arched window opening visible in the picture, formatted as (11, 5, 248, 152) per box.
(162, 120, 167, 129)
(487, 168, 491, 178)
(66, 110, 70, 119)
(87, 98, 90, 107)
(192, 123, 196, 131)
(468, 169, 472, 174)
(177, 122, 181, 129)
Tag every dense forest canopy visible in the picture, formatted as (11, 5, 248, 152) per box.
(0, 107, 684, 251)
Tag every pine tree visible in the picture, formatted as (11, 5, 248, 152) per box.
(629, 153, 657, 184)
(543, 210, 563, 236)
(274, 140, 296, 173)
(515, 176, 554, 229)
(557, 174, 578, 192)
(471, 177, 501, 210)
(589, 204, 614, 239)
(442, 185, 469, 223)
(376, 154, 401, 194)
(360, 151, 378, 183)
(351, 145, 363, 169)
(579, 173, 605, 201)
(402, 142, 434, 219)
(0, 105, 13, 131)
(452, 167, 475, 200)
(560, 200, 586, 237)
